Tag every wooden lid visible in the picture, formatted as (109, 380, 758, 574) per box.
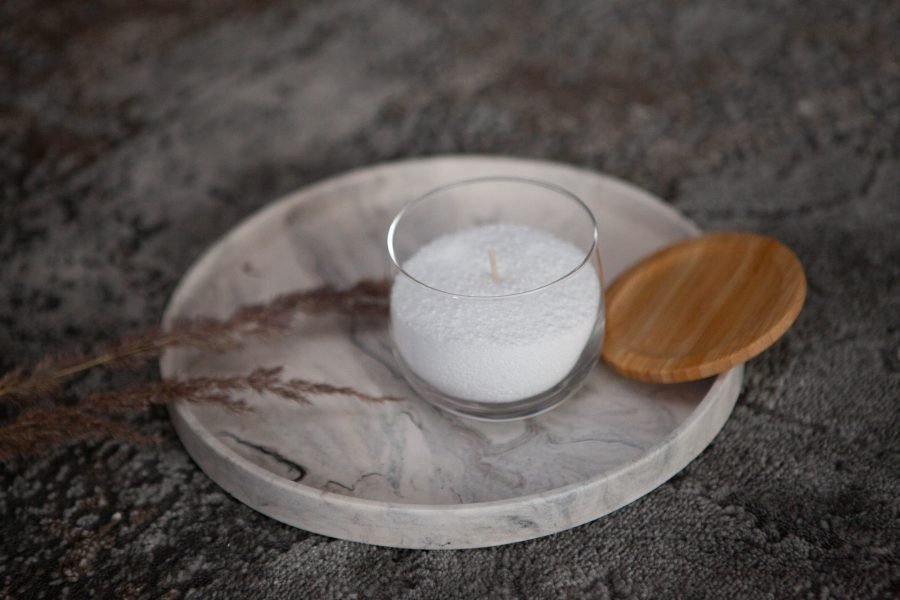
(601, 232, 806, 383)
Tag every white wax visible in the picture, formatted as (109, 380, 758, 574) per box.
(391, 223, 601, 403)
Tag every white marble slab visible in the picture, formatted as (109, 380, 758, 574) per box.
(160, 156, 742, 549)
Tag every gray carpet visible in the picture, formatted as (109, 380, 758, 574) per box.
(2, 0, 898, 597)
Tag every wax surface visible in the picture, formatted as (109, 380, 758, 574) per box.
(391, 224, 601, 402)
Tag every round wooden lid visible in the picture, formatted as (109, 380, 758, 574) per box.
(601, 232, 806, 383)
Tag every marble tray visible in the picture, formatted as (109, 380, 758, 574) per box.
(160, 156, 742, 549)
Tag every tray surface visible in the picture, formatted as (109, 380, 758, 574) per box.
(161, 156, 742, 549)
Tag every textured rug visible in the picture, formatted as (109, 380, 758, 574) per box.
(2, 0, 898, 597)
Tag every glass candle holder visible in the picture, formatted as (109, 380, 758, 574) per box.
(387, 177, 605, 420)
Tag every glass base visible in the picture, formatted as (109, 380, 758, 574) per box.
(392, 327, 604, 421)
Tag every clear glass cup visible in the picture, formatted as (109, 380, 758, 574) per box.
(387, 177, 605, 420)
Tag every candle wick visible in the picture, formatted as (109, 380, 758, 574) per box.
(488, 248, 501, 283)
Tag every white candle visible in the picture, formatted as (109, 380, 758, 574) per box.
(391, 223, 601, 403)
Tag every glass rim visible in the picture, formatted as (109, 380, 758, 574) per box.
(386, 176, 599, 300)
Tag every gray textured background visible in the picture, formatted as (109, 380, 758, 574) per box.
(2, 0, 899, 598)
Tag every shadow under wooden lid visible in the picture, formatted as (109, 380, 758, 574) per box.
(602, 232, 806, 383)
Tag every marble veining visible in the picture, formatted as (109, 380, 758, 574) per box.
(160, 156, 741, 548)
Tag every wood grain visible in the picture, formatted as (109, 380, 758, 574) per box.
(602, 232, 806, 383)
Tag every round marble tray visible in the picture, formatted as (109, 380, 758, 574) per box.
(160, 156, 742, 549)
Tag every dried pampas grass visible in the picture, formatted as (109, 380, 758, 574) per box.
(0, 279, 394, 460)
